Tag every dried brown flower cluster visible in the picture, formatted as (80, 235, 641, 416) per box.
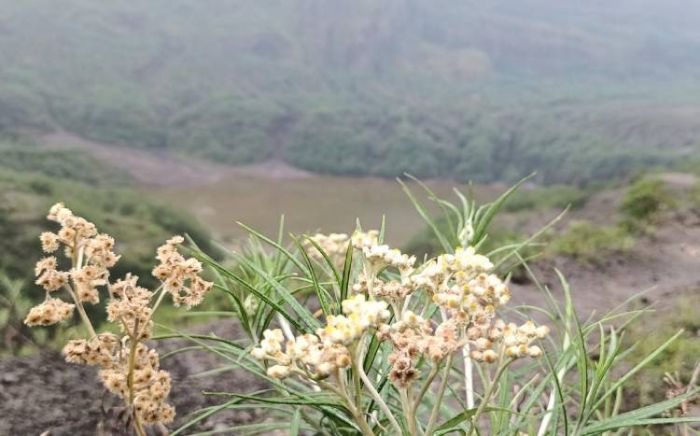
(378, 311, 461, 386)
(152, 236, 212, 308)
(63, 334, 175, 423)
(24, 297, 75, 326)
(24, 203, 213, 434)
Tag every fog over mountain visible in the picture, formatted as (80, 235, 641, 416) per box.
(2, 0, 700, 184)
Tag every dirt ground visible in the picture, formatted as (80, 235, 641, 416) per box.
(510, 179, 700, 316)
(0, 322, 267, 436)
(41, 131, 313, 186)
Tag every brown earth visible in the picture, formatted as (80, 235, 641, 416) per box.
(0, 322, 267, 436)
(41, 131, 313, 186)
(510, 176, 700, 316)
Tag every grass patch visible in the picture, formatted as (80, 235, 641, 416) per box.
(548, 220, 634, 264)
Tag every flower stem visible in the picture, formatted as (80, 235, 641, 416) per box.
(412, 361, 441, 416)
(425, 353, 454, 435)
(126, 334, 146, 436)
(400, 388, 416, 435)
(328, 372, 375, 436)
(355, 350, 403, 435)
(63, 284, 97, 338)
(463, 344, 475, 409)
(467, 357, 514, 436)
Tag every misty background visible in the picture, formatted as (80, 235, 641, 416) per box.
(2, 0, 700, 276)
(2, 0, 700, 185)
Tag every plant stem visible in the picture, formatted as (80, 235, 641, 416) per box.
(411, 361, 441, 417)
(148, 283, 166, 312)
(467, 357, 514, 436)
(463, 344, 475, 409)
(355, 351, 403, 435)
(425, 353, 454, 435)
(537, 326, 571, 436)
(400, 388, 416, 436)
(63, 284, 97, 338)
(328, 372, 375, 436)
(126, 334, 146, 436)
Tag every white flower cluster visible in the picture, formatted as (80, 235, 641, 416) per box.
(350, 230, 379, 250)
(468, 320, 549, 361)
(252, 294, 390, 380)
(304, 230, 381, 265)
(251, 329, 351, 380)
(361, 244, 416, 274)
(362, 242, 547, 372)
(412, 247, 510, 328)
(318, 294, 391, 345)
(304, 232, 350, 262)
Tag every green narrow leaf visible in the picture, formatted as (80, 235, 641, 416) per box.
(435, 407, 502, 434)
(294, 237, 332, 316)
(303, 235, 342, 291)
(473, 173, 534, 244)
(399, 177, 453, 253)
(581, 388, 700, 434)
(238, 222, 307, 273)
(234, 254, 320, 330)
(378, 214, 387, 244)
(290, 409, 301, 436)
(340, 240, 354, 301)
(590, 329, 686, 412)
(544, 350, 569, 435)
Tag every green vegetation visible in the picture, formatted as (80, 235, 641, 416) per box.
(502, 185, 591, 213)
(549, 221, 634, 263)
(0, 137, 215, 307)
(0, 140, 127, 185)
(0, 170, 213, 281)
(2, 1, 700, 184)
(620, 178, 677, 232)
(625, 293, 700, 407)
(405, 175, 697, 265)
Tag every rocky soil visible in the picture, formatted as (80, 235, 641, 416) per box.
(0, 322, 266, 436)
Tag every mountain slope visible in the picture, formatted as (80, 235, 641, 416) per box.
(2, 0, 700, 183)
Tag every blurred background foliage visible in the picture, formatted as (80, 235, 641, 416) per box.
(1, 0, 700, 184)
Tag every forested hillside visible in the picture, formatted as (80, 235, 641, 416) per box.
(2, 0, 700, 183)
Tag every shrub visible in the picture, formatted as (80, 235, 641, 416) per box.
(549, 220, 634, 263)
(620, 178, 676, 226)
(159, 181, 698, 435)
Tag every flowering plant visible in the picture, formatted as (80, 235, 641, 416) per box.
(173, 181, 699, 435)
(24, 203, 212, 435)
